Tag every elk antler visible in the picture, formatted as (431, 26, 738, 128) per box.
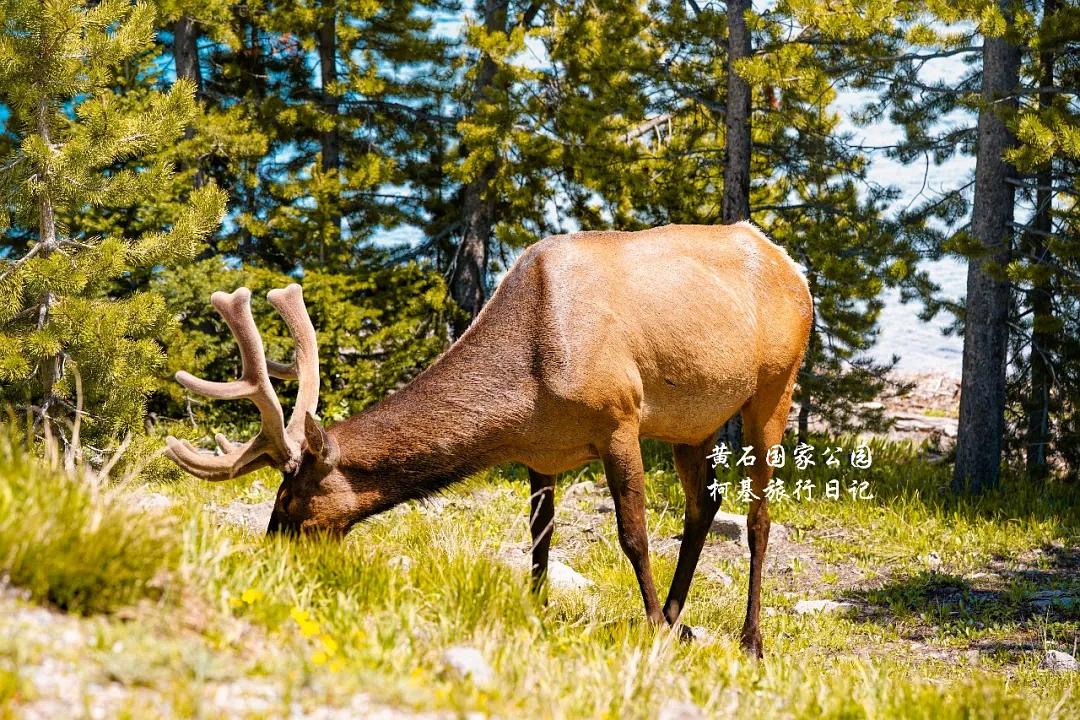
(165, 284, 320, 480)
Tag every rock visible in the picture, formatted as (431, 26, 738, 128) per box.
(764, 607, 777, 617)
(594, 498, 616, 513)
(547, 560, 592, 590)
(441, 646, 495, 687)
(130, 491, 173, 513)
(686, 625, 715, 644)
(923, 551, 942, 571)
(1030, 590, 1078, 610)
(709, 511, 786, 546)
(1039, 650, 1079, 672)
(388, 555, 414, 572)
(702, 567, 734, 586)
(564, 480, 595, 496)
(859, 401, 885, 411)
(793, 599, 858, 616)
(657, 700, 705, 720)
(710, 512, 748, 543)
(206, 499, 275, 533)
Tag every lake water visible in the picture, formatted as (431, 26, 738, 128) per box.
(834, 53, 976, 378)
(872, 258, 965, 377)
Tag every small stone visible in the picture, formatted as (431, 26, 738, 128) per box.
(388, 555, 414, 572)
(441, 646, 495, 687)
(564, 480, 595, 496)
(793, 599, 858, 615)
(657, 699, 704, 720)
(709, 511, 786, 547)
(686, 626, 715, 644)
(923, 551, 942, 571)
(710, 512, 748, 544)
(764, 607, 777, 617)
(703, 567, 734, 586)
(1039, 650, 1079, 672)
(547, 560, 592, 590)
(594, 498, 616, 513)
(130, 491, 173, 513)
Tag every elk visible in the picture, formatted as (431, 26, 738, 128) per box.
(165, 222, 813, 657)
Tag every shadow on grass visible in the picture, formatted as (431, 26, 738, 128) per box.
(841, 549, 1080, 654)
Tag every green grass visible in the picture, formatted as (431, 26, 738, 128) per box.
(1, 431, 1078, 718)
(0, 432, 179, 614)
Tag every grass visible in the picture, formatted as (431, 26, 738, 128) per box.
(1, 430, 1078, 718)
(0, 431, 179, 614)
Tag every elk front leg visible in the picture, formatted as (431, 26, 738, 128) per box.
(603, 426, 665, 625)
(662, 437, 723, 626)
(739, 369, 799, 658)
(528, 468, 556, 593)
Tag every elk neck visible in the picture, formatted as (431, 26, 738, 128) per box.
(327, 314, 537, 506)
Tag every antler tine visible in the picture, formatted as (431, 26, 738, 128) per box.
(266, 284, 321, 441)
(166, 287, 299, 479)
(164, 436, 274, 480)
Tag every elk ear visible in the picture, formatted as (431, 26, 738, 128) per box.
(304, 412, 338, 466)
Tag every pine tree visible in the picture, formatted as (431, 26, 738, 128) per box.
(189, 0, 457, 273)
(0, 0, 226, 452)
(827, 0, 1080, 482)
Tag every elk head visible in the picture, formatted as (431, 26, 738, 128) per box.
(164, 285, 357, 536)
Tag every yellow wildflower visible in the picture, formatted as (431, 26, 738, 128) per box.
(311, 651, 328, 666)
(228, 597, 243, 609)
(319, 634, 338, 656)
(241, 588, 264, 604)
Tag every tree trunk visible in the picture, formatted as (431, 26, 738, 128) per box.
(716, 0, 753, 449)
(173, 17, 205, 188)
(1024, 0, 1057, 481)
(449, 0, 508, 338)
(317, 10, 341, 265)
(953, 3, 1021, 492)
(173, 17, 203, 93)
(34, 93, 61, 438)
(722, 0, 752, 225)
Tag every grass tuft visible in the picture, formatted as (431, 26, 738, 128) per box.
(0, 429, 179, 614)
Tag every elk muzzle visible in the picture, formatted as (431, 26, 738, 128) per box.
(266, 510, 301, 537)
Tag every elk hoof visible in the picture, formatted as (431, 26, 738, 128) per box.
(740, 630, 765, 659)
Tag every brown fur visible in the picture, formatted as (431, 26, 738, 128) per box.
(256, 223, 810, 656)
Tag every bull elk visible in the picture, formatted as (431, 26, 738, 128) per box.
(165, 222, 812, 657)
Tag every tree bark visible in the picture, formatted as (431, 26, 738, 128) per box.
(722, 0, 752, 225)
(318, 14, 340, 173)
(173, 17, 205, 191)
(173, 17, 203, 94)
(34, 93, 61, 434)
(317, 10, 341, 265)
(953, 5, 1021, 492)
(1024, 0, 1057, 481)
(449, 0, 508, 338)
(716, 0, 753, 449)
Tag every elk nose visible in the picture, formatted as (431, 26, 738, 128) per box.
(266, 510, 299, 537)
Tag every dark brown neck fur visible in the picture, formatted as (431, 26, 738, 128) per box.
(329, 311, 538, 513)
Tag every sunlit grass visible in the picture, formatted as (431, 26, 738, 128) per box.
(1, 429, 1079, 717)
(0, 432, 179, 614)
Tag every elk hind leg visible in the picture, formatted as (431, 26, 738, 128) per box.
(740, 368, 799, 658)
(662, 437, 723, 626)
